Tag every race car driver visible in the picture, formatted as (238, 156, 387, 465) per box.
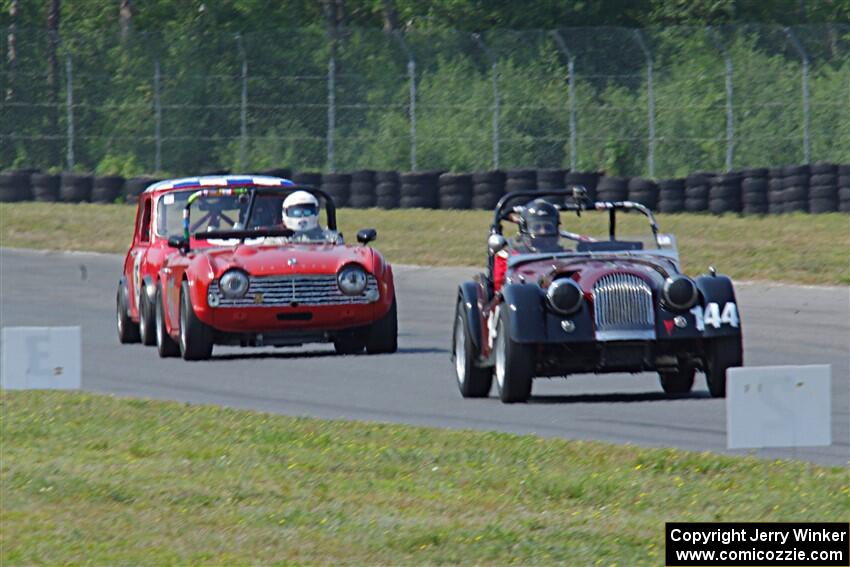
(278, 190, 339, 243)
(493, 198, 563, 291)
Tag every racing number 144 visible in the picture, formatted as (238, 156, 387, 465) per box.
(689, 302, 739, 331)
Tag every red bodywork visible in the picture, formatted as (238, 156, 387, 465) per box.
(122, 186, 215, 323)
(157, 241, 395, 340)
(121, 183, 395, 343)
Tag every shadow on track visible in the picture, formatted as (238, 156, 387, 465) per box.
(210, 346, 447, 361)
(528, 390, 711, 404)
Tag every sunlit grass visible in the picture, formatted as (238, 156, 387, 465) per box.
(2, 391, 847, 565)
(1, 203, 847, 284)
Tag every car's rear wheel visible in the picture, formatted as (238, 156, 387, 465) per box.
(179, 280, 214, 361)
(116, 284, 140, 344)
(494, 307, 534, 403)
(333, 330, 367, 355)
(704, 335, 743, 398)
(366, 294, 398, 354)
(453, 303, 492, 398)
(138, 286, 156, 346)
(658, 365, 695, 395)
(155, 284, 179, 358)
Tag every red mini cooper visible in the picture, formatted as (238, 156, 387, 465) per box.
(116, 175, 397, 360)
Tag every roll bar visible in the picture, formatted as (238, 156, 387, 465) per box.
(181, 184, 337, 242)
(490, 187, 660, 243)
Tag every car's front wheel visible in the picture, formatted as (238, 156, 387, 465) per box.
(333, 330, 367, 355)
(155, 284, 179, 358)
(704, 335, 743, 398)
(116, 284, 140, 344)
(494, 307, 534, 403)
(453, 303, 492, 398)
(658, 365, 695, 395)
(366, 294, 398, 354)
(179, 281, 214, 361)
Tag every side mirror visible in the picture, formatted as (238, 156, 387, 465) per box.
(356, 228, 377, 245)
(167, 236, 188, 253)
(487, 233, 507, 255)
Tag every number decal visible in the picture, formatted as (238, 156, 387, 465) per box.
(690, 302, 739, 330)
(720, 302, 739, 328)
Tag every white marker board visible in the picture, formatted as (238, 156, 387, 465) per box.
(1, 327, 81, 390)
(726, 365, 831, 449)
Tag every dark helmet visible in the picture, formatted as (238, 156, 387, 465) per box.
(519, 199, 560, 238)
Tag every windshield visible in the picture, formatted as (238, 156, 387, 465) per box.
(155, 190, 333, 242)
(507, 208, 677, 256)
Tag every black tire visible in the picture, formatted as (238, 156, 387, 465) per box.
(0, 171, 30, 202)
(138, 287, 157, 346)
(704, 335, 742, 398)
(783, 186, 808, 202)
(839, 200, 850, 213)
(453, 302, 492, 398)
(351, 170, 376, 183)
(179, 280, 214, 360)
(685, 185, 709, 199)
(91, 175, 125, 203)
(116, 284, 140, 344)
(60, 173, 93, 202)
(292, 171, 322, 187)
(658, 199, 684, 213)
(709, 184, 741, 200)
(741, 178, 767, 192)
(684, 198, 708, 212)
(810, 161, 836, 175)
(348, 194, 376, 208)
(258, 168, 292, 179)
(839, 187, 850, 201)
(742, 190, 768, 205)
(742, 203, 768, 215)
(782, 164, 809, 177)
(659, 366, 695, 395)
(376, 195, 399, 209)
(493, 307, 533, 403)
(125, 176, 158, 204)
(333, 329, 367, 355)
(366, 295, 398, 354)
(809, 173, 836, 187)
(155, 285, 179, 358)
(740, 167, 768, 178)
(439, 193, 472, 210)
(536, 168, 566, 188)
(708, 198, 740, 214)
(808, 198, 837, 214)
(472, 193, 501, 210)
(809, 185, 837, 200)
(472, 171, 505, 185)
(375, 182, 399, 198)
(782, 175, 809, 189)
(31, 173, 60, 202)
(686, 172, 712, 187)
(375, 171, 400, 184)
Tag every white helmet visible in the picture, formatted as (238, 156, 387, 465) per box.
(282, 190, 320, 232)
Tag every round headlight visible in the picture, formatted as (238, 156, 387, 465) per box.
(546, 278, 583, 315)
(219, 270, 249, 298)
(337, 265, 367, 296)
(663, 275, 698, 311)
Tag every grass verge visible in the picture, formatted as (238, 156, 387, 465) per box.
(0, 203, 848, 284)
(2, 391, 848, 565)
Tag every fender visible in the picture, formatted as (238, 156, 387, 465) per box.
(500, 283, 594, 344)
(457, 281, 483, 353)
(695, 273, 742, 338)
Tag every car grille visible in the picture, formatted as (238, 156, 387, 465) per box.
(210, 274, 378, 307)
(591, 272, 655, 340)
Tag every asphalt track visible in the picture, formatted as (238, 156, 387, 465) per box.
(1, 247, 847, 466)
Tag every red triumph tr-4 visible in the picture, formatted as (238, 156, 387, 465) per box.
(116, 175, 397, 360)
(452, 187, 743, 403)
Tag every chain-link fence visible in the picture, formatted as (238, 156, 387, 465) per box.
(2, 25, 848, 177)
